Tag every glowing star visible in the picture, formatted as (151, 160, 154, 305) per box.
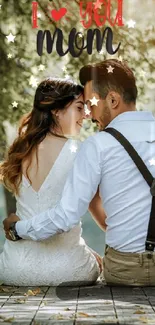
(94, 0, 102, 10)
(6, 32, 16, 43)
(118, 55, 123, 62)
(127, 19, 136, 28)
(107, 65, 114, 73)
(65, 74, 71, 79)
(62, 67, 67, 72)
(84, 104, 91, 116)
(90, 96, 99, 106)
(37, 12, 42, 18)
(7, 53, 12, 59)
(12, 101, 18, 108)
(99, 49, 104, 55)
(70, 144, 78, 153)
(140, 71, 146, 78)
(29, 76, 38, 88)
(38, 64, 45, 71)
(78, 33, 83, 38)
(149, 158, 155, 166)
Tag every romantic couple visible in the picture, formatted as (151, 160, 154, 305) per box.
(1, 59, 155, 287)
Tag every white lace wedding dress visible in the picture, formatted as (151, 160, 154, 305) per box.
(0, 139, 100, 286)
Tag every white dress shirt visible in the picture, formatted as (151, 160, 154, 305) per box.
(16, 111, 155, 252)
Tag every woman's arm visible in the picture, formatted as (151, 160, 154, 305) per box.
(89, 187, 107, 231)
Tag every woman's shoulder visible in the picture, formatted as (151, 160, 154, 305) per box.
(67, 138, 82, 153)
(75, 139, 82, 149)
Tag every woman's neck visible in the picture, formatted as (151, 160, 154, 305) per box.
(48, 129, 77, 140)
(48, 127, 67, 139)
(50, 132, 67, 139)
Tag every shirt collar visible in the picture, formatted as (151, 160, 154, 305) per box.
(104, 111, 155, 142)
(106, 111, 155, 128)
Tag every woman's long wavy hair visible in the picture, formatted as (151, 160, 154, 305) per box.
(0, 78, 83, 195)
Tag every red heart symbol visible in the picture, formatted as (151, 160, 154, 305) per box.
(51, 8, 67, 21)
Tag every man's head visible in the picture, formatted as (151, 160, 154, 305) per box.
(79, 59, 137, 130)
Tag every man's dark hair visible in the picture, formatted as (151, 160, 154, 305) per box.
(79, 59, 138, 104)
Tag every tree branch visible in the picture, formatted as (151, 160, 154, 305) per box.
(38, 0, 57, 28)
(74, 0, 80, 4)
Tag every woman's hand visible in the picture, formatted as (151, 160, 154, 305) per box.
(3, 213, 20, 240)
(93, 252, 103, 274)
(89, 246, 103, 273)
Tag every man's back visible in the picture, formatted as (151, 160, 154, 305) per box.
(93, 111, 155, 252)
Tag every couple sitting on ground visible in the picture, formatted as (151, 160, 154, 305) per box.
(1, 59, 155, 287)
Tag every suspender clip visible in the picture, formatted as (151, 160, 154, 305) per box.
(150, 179, 155, 197)
(145, 240, 155, 252)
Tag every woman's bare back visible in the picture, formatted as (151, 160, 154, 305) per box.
(22, 135, 68, 193)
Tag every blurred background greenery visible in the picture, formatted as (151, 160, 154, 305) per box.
(0, 0, 154, 254)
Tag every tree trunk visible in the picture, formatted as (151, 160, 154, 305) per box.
(0, 126, 16, 216)
(4, 188, 16, 215)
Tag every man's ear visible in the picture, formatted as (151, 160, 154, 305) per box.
(107, 91, 120, 109)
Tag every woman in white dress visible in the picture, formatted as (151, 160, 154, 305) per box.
(0, 78, 105, 286)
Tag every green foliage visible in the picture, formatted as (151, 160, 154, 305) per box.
(0, 0, 154, 155)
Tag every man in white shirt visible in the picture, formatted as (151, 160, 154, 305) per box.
(4, 59, 155, 286)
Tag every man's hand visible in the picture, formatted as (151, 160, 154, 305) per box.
(3, 213, 20, 240)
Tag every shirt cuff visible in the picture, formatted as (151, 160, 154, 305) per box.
(15, 220, 36, 240)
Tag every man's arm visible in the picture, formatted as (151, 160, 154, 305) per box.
(15, 137, 102, 241)
(89, 187, 107, 231)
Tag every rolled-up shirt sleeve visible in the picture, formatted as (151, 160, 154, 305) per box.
(16, 137, 102, 241)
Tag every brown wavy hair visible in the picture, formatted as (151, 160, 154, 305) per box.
(79, 59, 138, 104)
(0, 78, 83, 195)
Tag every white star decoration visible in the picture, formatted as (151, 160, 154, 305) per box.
(29, 76, 38, 88)
(140, 71, 146, 78)
(127, 19, 136, 28)
(149, 158, 155, 166)
(38, 64, 45, 71)
(7, 53, 12, 59)
(84, 104, 91, 116)
(6, 33, 16, 43)
(107, 65, 114, 73)
(62, 67, 67, 73)
(94, 0, 102, 9)
(118, 56, 123, 62)
(65, 74, 71, 79)
(37, 12, 42, 18)
(99, 49, 104, 55)
(78, 33, 83, 38)
(12, 101, 18, 108)
(90, 96, 99, 106)
(70, 144, 78, 153)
